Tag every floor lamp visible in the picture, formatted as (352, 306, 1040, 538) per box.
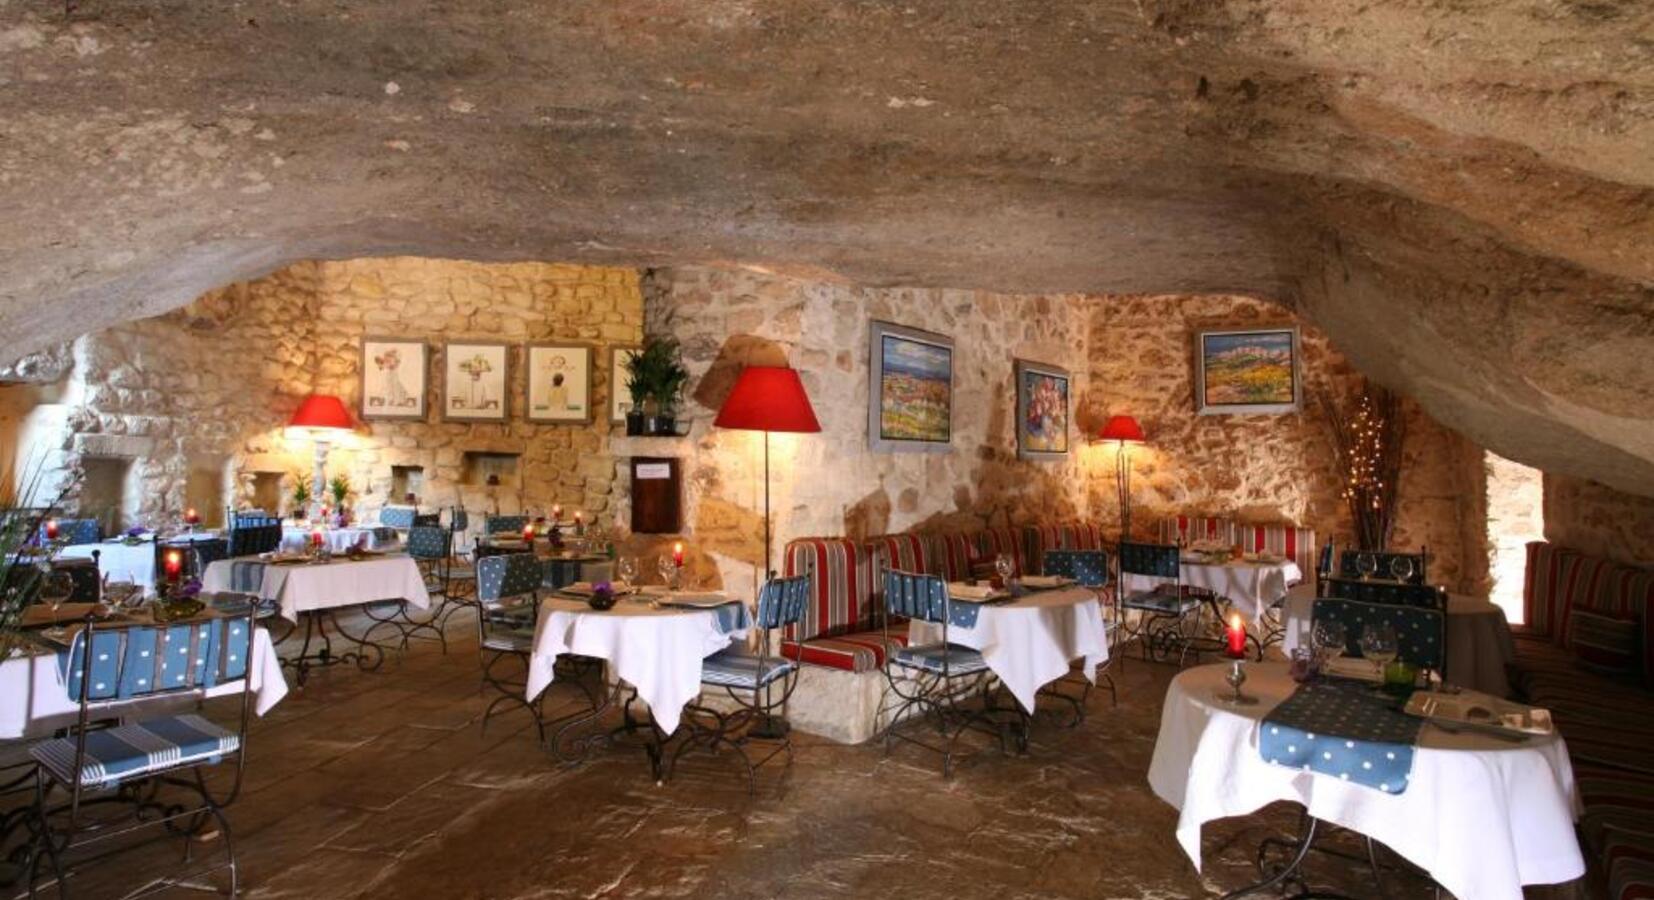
(285, 394, 355, 521)
(1100, 415, 1145, 542)
(714, 366, 820, 741)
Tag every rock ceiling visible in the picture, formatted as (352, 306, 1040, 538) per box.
(1, 0, 1650, 494)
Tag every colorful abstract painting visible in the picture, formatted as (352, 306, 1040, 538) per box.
(1015, 360, 1070, 459)
(869, 322, 953, 452)
(1196, 328, 1300, 414)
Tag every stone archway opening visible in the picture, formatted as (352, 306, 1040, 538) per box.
(1485, 451, 1544, 623)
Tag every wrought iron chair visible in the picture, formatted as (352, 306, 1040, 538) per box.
(207, 560, 279, 623)
(1260, 540, 1335, 652)
(377, 505, 417, 532)
(483, 515, 529, 535)
(474, 554, 598, 741)
(22, 605, 258, 896)
(1338, 548, 1428, 585)
(443, 507, 476, 597)
(878, 569, 998, 777)
(1041, 549, 1117, 711)
(182, 538, 229, 580)
(670, 575, 807, 794)
(359, 525, 449, 654)
(1117, 541, 1203, 665)
(225, 523, 280, 558)
(1315, 577, 1447, 671)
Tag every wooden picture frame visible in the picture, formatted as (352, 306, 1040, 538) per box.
(359, 337, 427, 421)
(1194, 326, 1302, 415)
(608, 344, 642, 424)
(868, 320, 953, 453)
(525, 342, 595, 424)
(441, 341, 511, 423)
(1014, 358, 1071, 461)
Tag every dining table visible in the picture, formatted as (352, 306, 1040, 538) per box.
(279, 525, 400, 555)
(1124, 553, 1303, 623)
(55, 532, 224, 595)
(1147, 662, 1584, 900)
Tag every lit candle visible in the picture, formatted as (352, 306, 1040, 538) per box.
(184, 507, 200, 526)
(311, 528, 323, 549)
(163, 549, 183, 583)
(522, 521, 535, 541)
(552, 504, 563, 521)
(43, 518, 58, 540)
(672, 541, 685, 568)
(1225, 613, 1246, 658)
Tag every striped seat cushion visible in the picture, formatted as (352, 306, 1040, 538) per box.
(1513, 636, 1654, 775)
(1603, 826, 1654, 900)
(783, 537, 877, 644)
(1576, 762, 1654, 845)
(892, 642, 988, 675)
(31, 714, 239, 788)
(700, 650, 797, 689)
(927, 532, 977, 582)
(780, 629, 909, 673)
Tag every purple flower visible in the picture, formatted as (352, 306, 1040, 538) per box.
(124, 525, 147, 539)
(175, 578, 202, 600)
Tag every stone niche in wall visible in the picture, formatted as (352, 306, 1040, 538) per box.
(462, 451, 520, 488)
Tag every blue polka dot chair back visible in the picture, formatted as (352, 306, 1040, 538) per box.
(1118, 541, 1179, 579)
(406, 525, 452, 561)
(476, 552, 543, 609)
(45, 518, 101, 546)
(449, 508, 469, 532)
(484, 515, 529, 534)
(755, 575, 811, 631)
(63, 614, 254, 702)
(884, 569, 950, 626)
(1311, 597, 1445, 671)
(1043, 549, 1110, 588)
(378, 506, 417, 529)
(1324, 577, 1446, 610)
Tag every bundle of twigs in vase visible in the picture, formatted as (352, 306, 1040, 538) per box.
(1322, 381, 1405, 552)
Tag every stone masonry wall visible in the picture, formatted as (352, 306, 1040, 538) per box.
(1544, 473, 1654, 566)
(44, 258, 642, 529)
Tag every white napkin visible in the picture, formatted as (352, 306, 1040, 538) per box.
(948, 582, 1002, 601)
(1019, 575, 1070, 589)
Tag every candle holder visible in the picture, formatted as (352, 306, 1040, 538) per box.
(1217, 657, 1258, 706)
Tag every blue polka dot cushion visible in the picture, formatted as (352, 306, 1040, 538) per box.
(1259, 679, 1423, 794)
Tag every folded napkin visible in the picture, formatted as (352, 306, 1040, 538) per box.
(948, 582, 1003, 601)
(1322, 656, 1384, 683)
(564, 581, 635, 596)
(1019, 575, 1070, 589)
(657, 592, 732, 608)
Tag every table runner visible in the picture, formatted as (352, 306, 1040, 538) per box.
(1260, 679, 1422, 794)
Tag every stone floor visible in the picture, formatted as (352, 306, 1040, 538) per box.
(6, 617, 1589, 899)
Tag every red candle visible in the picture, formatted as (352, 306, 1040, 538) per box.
(43, 518, 58, 540)
(672, 541, 685, 568)
(184, 507, 200, 525)
(311, 528, 323, 549)
(1225, 614, 1246, 658)
(551, 504, 563, 521)
(522, 522, 535, 541)
(163, 549, 183, 583)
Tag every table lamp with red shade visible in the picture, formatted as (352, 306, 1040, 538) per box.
(1100, 415, 1146, 542)
(713, 366, 822, 581)
(286, 394, 355, 521)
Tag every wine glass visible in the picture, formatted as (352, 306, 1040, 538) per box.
(617, 556, 637, 588)
(1356, 552, 1378, 580)
(38, 567, 73, 613)
(1360, 622, 1399, 682)
(1388, 555, 1414, 583)
(993, 553, 1013, 586)
(1311, 620, 1347, 664)
(656, 554, 677, 589)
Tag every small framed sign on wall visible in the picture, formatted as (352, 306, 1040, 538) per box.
(1194, 326, 1302, 415)
(442, 341, 510, 423)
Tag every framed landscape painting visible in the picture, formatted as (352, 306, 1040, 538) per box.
(1015, 359, 1070, 460)
(608, 344, 641, 424)
(869, 321, 953, 453)
(360, 337, 427, 421)
(442, 341, 510, 423)
(526, 343, 593, 424)
(1195, 327, 1301, 415)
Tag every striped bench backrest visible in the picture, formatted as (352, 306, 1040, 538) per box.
(1234, 523, 1317, 584)
(1159, 515, 1234, 546)
(783, 537, 876, 643)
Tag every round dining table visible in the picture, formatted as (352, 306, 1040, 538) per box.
(1147, 662, 1583, 900)
(1124, 555, 1303, 622)
(1280, 589, 1516, 696)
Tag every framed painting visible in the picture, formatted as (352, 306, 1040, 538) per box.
(442, 341, 510, 423)
(1015, 359, 1070, 460)
(868, 320, 953, 453)
(526, 343, 594, 424)
(608, 344, 642, 424)
(1194, 327, 1301, 415)
(360, 337, 427, 421)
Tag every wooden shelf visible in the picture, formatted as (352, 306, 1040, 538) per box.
(608, 434, 695, 457)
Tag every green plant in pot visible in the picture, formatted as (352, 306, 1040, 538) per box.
(328, 474, 352, 524)
(290, 471, 311, 521)
(624, 337, 690, 436)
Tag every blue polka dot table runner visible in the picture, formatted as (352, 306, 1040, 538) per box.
(1258, 679, 1423, 795)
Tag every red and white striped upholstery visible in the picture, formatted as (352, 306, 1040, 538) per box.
(973, 527, 1029, 578)
(927, 532, 976, 582)
(1026, 522, 1106, 574)
(1233, 523, 1316, 586)
(782, 537, 876, 644)
(868, 533, 932, 578)
(781, 630, 908, 673)
(1159, 515, 1235, 546)
(1523, 541, 1573, 641)
(1523, 541, 1654, 685)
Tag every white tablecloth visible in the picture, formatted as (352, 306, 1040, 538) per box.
(56, 534, 223, 594)
(525, 596, 747, 736)
(0, 627, 287, 740)
(1147, 663, 1583, 900)
(201, 555, 430, 622)
(1125, 558, 1302, 622)
(280, 526, 399, 555)
(1281, 590, 1517, 697)
(908, 586, 1110, 713)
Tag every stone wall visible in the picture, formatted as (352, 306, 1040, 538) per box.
(1544, 474, 1654, 566)
(25, 258, 642, 530)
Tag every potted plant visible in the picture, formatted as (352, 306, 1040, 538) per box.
(624, 336, 690, 436)
(290, 472, 311, 521)
(328, 474, 352, 525)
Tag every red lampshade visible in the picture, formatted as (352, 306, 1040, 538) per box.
(713, 366, 821, 434)
(286, 394, 355, 436)
(1100, 414, 1145, 443)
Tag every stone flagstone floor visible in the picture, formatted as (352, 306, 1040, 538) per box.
(5, 617, 1586, 899)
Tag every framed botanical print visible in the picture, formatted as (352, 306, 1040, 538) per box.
(360, 337, 427, 421)
(442, 341, 510, 423)
(868, 320, 953, 453)
(1194, 327, 1301, 415)
(608, 344, 641, 424)
(526, 343, 594, 424)
(1015, 359, 1070, 460)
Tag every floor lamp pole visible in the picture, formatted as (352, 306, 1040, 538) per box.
(1116, 444, 1132, 542)
(763, 430, 772, 580)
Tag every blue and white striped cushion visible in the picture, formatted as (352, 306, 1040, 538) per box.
(700, 650, 796, 688)
(892, 642, 987, 675)
(31, 714, 240, 788)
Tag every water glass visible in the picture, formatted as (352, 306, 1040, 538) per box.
(1356, 553, 1378, 580)
(993, 554, 1014, 584)
(1288, 647, 1318, 683)
(1311, 620, 1347, 663)
(655, 555, 676, 587)
(1360, 622, 1399, 669)
(617, 556, 638, 587)
(1388, 555, 1414, 582)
